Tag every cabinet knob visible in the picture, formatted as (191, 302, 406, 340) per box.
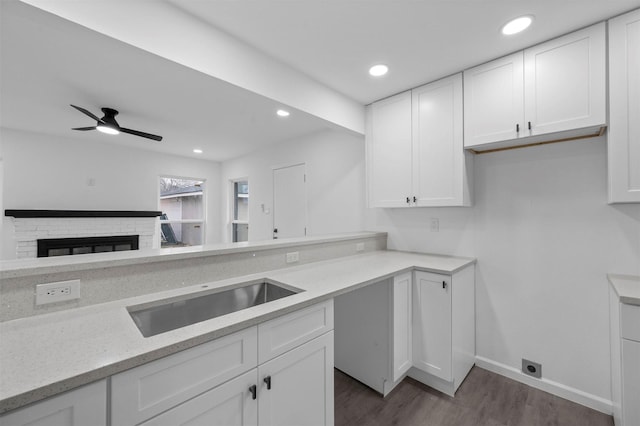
(406, 197, 410, 204)
(264, 376, 272, 390)
(413, 196, 417, 203)
(249, 384, 257, 400)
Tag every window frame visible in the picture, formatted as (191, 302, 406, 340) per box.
(158, 175, 206, 248)
(229, 178, 249, 243)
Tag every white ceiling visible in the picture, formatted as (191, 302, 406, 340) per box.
(168, 0, 640, 104)
(0, 1, 336, 162)
(3, 0, 640, 162)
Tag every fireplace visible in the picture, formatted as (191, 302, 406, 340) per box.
(5, 209, 161, 259)
(37, 235, 140, 257)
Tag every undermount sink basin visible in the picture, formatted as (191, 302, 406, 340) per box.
(128, 280, 302, 337)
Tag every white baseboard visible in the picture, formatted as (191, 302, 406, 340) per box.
(475, 356, 613, 415)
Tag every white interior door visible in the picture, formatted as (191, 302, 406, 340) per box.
(273, 164, 307, 239)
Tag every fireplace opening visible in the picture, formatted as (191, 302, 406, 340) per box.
(37, 235, 140, 257)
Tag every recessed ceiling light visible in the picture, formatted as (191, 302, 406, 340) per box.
(502, 16, 533, 35)
(277, 109, 290, 117)
(96, 124, 119, 135)
(193, 148, 203, 154)
(369, 64, 389, 77)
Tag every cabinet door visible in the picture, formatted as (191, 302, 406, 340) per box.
(608, 9, 640, 203)
(463, 52, 524, 147)
(392, 272, 412, 381)
(622, 339, 640, 426)
(0, 380, 106, 426)
(259, 331, 334, 426)
(412, 73, 470, 206)
(367, 91, 413, 207)
(524, 23, 605, 136)
(140, 370, 258, 426)
(413, 271, 452, 381)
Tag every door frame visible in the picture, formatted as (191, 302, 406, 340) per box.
(272, 162, 308, 239)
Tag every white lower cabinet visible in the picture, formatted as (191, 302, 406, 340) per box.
(0, 380, 107, 426)
(335, 266, 475, 398)
(111, 326, 258, 426)
(621, 340, 640, 426)
(392, 272, 413, 382)
(258, 331, 334, 426)
(334, 273, 413, 396)
(610, 291, 640, 426)
(141, 331, 335, 426)
(140, 370, 258, 426)
(112, 300, 334, 426)
(412, 271, 453, 381)
(411, 266, 475, 396)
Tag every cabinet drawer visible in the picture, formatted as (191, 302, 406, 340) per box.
(258, 300, 333, 364)
(0, 380, 106, 426)
(621, 304, 640, 342)
(111, 326, 258, 426)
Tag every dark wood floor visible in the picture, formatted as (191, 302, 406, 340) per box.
(334, 367, 613, 426)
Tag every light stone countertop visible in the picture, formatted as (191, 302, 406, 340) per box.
(0, 231, 384, 279)
(0, 250, 475, 414)
(608, 274, 640, 306)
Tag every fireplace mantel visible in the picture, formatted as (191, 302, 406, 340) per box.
(5, 210, 162, 218)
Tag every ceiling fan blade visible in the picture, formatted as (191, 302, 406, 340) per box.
(120, 127, 163, 141)
(70, 104, 104, 123)
(72, 126, 97, 131)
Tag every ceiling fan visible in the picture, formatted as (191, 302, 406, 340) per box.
(70, 104, 163, 141)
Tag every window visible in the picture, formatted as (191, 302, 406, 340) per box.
(159, 177, 205, 248)
(231, 180, 248, 242)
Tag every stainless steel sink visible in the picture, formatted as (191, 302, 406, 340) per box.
(128, 280, 302, 337)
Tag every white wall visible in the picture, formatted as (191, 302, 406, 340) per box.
(1, 128, 221, 258)
(221, 129, 366, 242)
(365, 136, 640, 409)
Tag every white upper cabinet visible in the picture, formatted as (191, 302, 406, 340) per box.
(367, 91, 413, 207)
(412, 73, 471, 206)
(463, 52, 524, 146)
(464, 23, 606, 152)
(367, 73, 471, 208)
(524, 23, 606, 136)
(608, 9, 640, 203)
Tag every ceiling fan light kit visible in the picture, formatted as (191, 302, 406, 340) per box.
(70, 104, 163, 141)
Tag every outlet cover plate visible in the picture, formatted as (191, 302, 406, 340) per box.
(36, 280, 81, 305)
(286, 252, 299, 263)
(522, 359, 542, 379)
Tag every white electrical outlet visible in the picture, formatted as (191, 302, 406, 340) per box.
(36, 280, 81, 305)
(430, 218, 440, 232)
(356, 243, 365, 252)
(286, 252, 299, 263)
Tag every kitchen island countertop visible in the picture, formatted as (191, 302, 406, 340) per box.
(0, 249, 474, 414)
